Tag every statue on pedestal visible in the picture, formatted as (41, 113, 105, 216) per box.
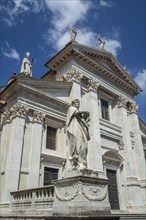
(66, 99, 90, 170)
(70, 27, 77, 41)
(98, 36, 105, 50)
(20, 52, 32, 77)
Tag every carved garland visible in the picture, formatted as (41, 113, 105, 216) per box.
(55, 182, 107, 202)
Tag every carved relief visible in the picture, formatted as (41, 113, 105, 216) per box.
(55, 181, 107, 202)
(86, 78, 99, 92)
(118, 139, 124, 150)
(32, 110, 45, 123)
(1, 110, 12, 124)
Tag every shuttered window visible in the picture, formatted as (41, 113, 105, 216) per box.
(101, 99, 109, 121)
(46, 126, 57, 150)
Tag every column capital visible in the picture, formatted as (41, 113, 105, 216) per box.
(86, 78, 99, 92)
(116, 96, 127, 108)
(32, 110, 45, 123)
(1, 103, 28, 125)
(58, 67, 83, 83)
(128, 102, 138, 114)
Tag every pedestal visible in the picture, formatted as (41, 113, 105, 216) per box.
(53, 170, 111, 217)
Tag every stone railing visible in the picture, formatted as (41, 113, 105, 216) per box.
(10, 185, 54, 210)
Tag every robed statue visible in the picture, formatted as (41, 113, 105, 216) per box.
(20, 52, 32, 77)
(66, 99, 90, 169)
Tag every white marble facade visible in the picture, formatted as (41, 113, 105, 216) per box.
(0, 40, 146, 219)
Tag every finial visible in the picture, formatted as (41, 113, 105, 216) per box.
(98, 35, 105, 50)
(70, 27, 77, 41)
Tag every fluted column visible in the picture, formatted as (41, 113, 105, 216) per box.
(1, 103, 28, 203)
(28, 110, 45, 188)
(85, 79, 104, 174)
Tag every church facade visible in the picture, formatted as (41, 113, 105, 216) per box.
(0, 36, 146, 219)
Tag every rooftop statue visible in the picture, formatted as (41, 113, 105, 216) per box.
(98, 35, 105, 50)
(66, 99, 90, 170)
(20, 52, 32, 77)
(70, 27, 77, 41)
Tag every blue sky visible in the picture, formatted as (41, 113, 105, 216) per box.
(1, 0, 146, 122)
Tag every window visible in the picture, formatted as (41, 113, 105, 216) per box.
(44, 167, 58, 186)
(107, 169, 119, 210)
(46, 126, 57, 150)
(101, 99, 109, 120)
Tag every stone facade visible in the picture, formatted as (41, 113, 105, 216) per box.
(0, 40, 146, 219)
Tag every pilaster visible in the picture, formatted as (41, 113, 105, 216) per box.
(117, 97, 144, 213)
(1, 103, 28, 203)
(28, 110, 45, 188)
(85, 79, 104, 174)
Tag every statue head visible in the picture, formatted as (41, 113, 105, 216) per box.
(71, 99, 80, 109)
(26, 52, 30, 59)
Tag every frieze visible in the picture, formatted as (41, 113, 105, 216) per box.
(55, 181, 107, 202)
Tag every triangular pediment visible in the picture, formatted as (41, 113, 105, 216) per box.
(44, 41, 141, 95)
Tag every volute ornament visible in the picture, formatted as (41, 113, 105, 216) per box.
(117, 96, 127, 108)
(128, 103, 138, 114)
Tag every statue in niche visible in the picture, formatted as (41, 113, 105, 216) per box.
(20, 52, 32, 77)
(98, 36, 105, 50)
(70, 27, 77, 41)
(66, 99, 90, 170)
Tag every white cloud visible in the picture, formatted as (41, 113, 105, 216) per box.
(134, 69, 146, 93)
(2, 42, 20, 60)
(104, 39, 122, 57)
(44, 0, 91, 31)
(100, 0, 112, 8)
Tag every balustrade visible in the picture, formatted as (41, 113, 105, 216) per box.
(10, 185, 54, 209)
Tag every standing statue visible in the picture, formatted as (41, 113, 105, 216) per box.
(20, 52, 32, 77)
(70, 27, 77, 41)
(98, 36, 105, 50)
(66, 99, 90, 170)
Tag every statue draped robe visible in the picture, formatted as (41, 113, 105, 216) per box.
(66, 105, 90, 169)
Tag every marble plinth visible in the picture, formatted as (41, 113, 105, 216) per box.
(53, 170, 111, 217)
